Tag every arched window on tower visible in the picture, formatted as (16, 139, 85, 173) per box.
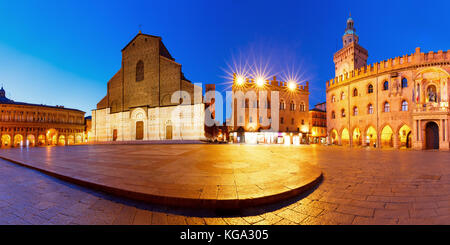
(331, 111, 336, 119)
(353, 88, 358, 97)
(136, 60, 144, 82)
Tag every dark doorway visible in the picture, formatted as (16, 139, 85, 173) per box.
(113, 129, 118, 141)
(136, 121, 144, 140)
(425, 122, 439, 149)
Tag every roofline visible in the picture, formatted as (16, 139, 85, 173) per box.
(0, 101, 85, 113)
(121, 33, 162, 51)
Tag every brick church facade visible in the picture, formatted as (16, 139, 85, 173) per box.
(91, 32, 205, 141)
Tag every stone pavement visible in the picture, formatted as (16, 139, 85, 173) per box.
(0, 145, 322, 209)
(0, 145, 449, 225)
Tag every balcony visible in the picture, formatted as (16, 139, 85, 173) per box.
(413, 102, 449, 114)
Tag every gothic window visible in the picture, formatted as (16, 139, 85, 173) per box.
(401, 78, 408, 88)
(368, 104, 374, 114)
(368, 84, 373, 94)
(401, 100, 408, 111)
(383, 81, 389, 90)
(384, 102, 390, 112)
(341, 109, 346, 118)
(136, 60, 144, 82)
(331, 111, 336, 119)
(290, 101, 295, 111)
(280, 100, 285, 110)
(353, 88, 358, 97)
(299, 102, 306, 112)
(331, 95, 336, 103)
(341, 92, 345, 100)
(353, 106, 358, 116)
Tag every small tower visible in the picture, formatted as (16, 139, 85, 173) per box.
(342, 15, 359, 47)
(333, 14, 368, 77)
(0, 86, 5, 98)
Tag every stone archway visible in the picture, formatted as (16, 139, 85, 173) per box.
(330, 129, 338, 145)
(380, 125, 394, 148)
(366, 126, 377, 147)
(341, 128, 350, 146)
(38, 135, 46, 146)
(398, 125, 412, 148)
(27, 135, 35, 147)
(1, 134, 11, 147)
(14, 134, 23, 147)
(352, 128, 362, 146)
(425, 122, 439, 149)
(67, 135, 75, 145)
(58, 135, 66, 146)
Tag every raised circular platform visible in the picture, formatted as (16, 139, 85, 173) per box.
(0, 144, 322, 209)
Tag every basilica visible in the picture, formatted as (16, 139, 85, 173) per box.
(326, 16, 449, 150)
(91, 32, 205, 142)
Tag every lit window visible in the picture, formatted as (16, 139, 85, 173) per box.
(384, 102, 390, 112)
(341, 92, 345, 100)
(368, 104, 373, 114)
(401, 100, 408, 111)
(353, 107, 358, 116)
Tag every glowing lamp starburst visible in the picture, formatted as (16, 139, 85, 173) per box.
(255, 77, 265, 87)
(236, 76, 245, 86)
(287, 81, 297, 91)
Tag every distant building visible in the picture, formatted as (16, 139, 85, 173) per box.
(0, 86, 85, 147)
(91, 32, 205, 141)
(309, 102, 326, 144)
(326, 16, 449, 150)
(230, 75, 310, 144)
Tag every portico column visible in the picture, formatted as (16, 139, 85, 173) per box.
(361, 131, 367, 146)
(393, 131, 400, 149)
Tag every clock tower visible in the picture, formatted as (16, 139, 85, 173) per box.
(333, 15, 368, 77)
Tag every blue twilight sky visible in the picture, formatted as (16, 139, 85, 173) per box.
(0, 0, 449, 121)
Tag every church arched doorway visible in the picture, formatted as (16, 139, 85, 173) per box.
(166, 125, 173, 140)
(425, 122, 439, 149)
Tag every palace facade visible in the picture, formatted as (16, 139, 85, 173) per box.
(230, 76, 310, 144)
(0, 87, 85, 147)
(326, 16, 449, 150)
(91, 32, 205, 142)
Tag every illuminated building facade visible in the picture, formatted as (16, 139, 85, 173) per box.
(230, 76, 310, 144)
(326, 16, 450, 150)
(91, 32, 205, 141)
(0, 87, 85, 147)
(309, 102, 327, 144)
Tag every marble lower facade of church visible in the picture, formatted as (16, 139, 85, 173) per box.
(91, 104, 206, 142)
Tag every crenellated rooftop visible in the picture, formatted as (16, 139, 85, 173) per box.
(234, 75, 309, 92)
(326, 47, 450, 90)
